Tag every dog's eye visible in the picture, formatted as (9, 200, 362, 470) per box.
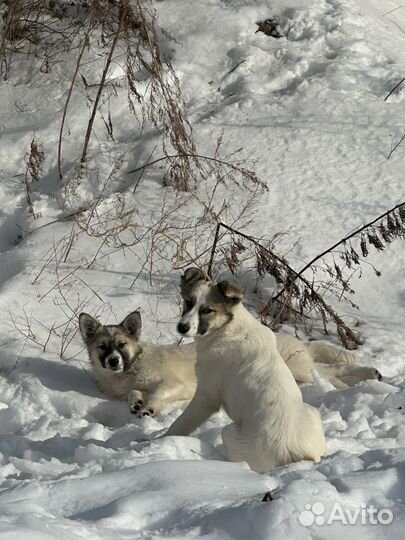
(118, 342, 127, 349)
(99, 344, 107, 351)
(185, 300, 194, 310)
(201, 307, 214, 315)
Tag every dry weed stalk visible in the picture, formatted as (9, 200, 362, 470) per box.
(4, 0, 267, 231)
(133, 0, 197, 191)
(17, 235, 114, 359)
(206, 222, 358, 346)
(80, 2, 128, 165)
(11, 294, 88, 360)
(0, 0, 90, 79)
(63, 155, 143, 254)
(384, 76, 405, 158)
(385, 76, 405, 101)
(10, 308, 50, 352)
(271, 201, 405, 305)
(127, 148, 267, 194)
(207, 202, 405, 347)
(24, 135, 45, 219)
(5, 1, 270, 358)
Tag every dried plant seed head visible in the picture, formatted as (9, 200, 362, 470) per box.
(360, 235, 369, 257)
(399, 204, 405, 222)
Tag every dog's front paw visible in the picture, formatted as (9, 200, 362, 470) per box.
(136, 407, 155, 418)
(128, 390, 145, 414)
(129, 398, 144, 414)
(363, 367, 383, 382)
(375, 369, 383, 381)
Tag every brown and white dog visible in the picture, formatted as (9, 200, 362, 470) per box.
(165, 268, 327, 472)
(79, 277, 381, 419)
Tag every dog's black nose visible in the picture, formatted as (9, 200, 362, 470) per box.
(109, 357, 119, 368)
(177, 322, 190, 335)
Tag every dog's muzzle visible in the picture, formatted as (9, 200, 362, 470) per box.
(105, 353, 123, 372)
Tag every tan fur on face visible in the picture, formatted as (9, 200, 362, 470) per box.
(87, 326, 142, 370)
(198, 284, 238, 335)
(180, 271, 244, 337)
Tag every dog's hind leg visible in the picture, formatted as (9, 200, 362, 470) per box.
(221, 423, 257, 468)
(333, 365, 382, 387)
(307, 342, 358, 365)
(315, 363, 382, 388)
(276, 335, 314, 383)
(284, 351, 314, 384)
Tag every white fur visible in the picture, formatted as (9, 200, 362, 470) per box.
(275, 334, 381, 388)
(165, 298, 327, 473)
(90, 332, 380, 417)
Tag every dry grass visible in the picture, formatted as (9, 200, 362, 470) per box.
(206, 203, 405, 347)
(24, 135, 45, 219)
(4, 0, 270, 358)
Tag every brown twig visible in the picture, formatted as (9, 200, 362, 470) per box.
(207, 222, 294, 277)
(207, 222, 222, 278)
(387, 133, 405, 159)
(58, 35, 88, 180)
(205, 222, 367, 346)
(127, 153, 267, 190)
(384, 76, 405, 101)
(133, 145, 157, 194)
(272, 201, 405, 304)
(80, 3, 127, 165)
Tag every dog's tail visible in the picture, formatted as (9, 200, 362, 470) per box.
(306, 341, 358, 365)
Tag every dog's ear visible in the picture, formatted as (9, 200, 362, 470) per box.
(216, 281, 244, 305)
(120, 311, 142, 339)
(181, 267, 207, 295)
(79, 313, 101, 343)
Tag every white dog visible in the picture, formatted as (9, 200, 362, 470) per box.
(165, 268, 327, 472)
(79, 307, 381, 418)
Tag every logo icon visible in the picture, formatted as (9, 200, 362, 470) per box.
(299, 502, 325, 527)
(298, 502, 394, 527)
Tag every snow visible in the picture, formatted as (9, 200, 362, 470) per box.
(0, 0, 404, 538)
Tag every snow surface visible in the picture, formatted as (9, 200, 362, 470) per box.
(0, 0, 404, 538)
